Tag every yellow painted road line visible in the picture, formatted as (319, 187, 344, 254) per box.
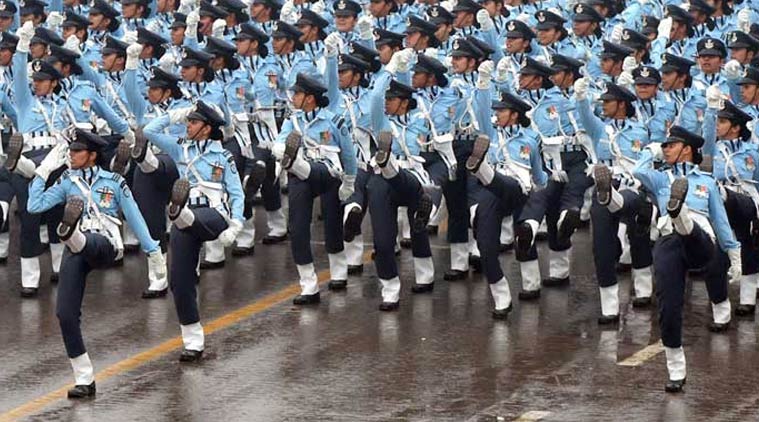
(0, 251, 372, 422)
(617, 340, 664, 367)
(513, 410, 553, 421)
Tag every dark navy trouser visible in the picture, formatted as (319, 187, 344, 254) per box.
(57, 233, 118, 358)
(170, 207, 228, 326)
(725, 189, 759, 275)
(518, 150, 592, 252)
(132, 154, 178, 253)
(654, 226, 728, 348)
(367, 171, 432, 281)
(473, 173, 529, 283)
(287, 162, 343, 265)
(591, 188, 653, 288)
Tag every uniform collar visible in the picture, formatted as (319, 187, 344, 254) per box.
(75, 165, 101, 185)
(672, 161, 699, 176)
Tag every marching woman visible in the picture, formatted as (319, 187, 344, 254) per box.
(367, 48, 436, 310)
(702, 97, 759, 316)
(633, 126, 741, 393)
(123, 41, 192, 298)
(144, 101, 244, 361)
(575, 79, 653, 324)
(27, 130, 163, 398)
(273, 73, 356, 303)
(467, 62, 547, 317)
(324, 32, 375, 277)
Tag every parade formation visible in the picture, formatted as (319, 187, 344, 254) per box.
(0, 0, 758, 404)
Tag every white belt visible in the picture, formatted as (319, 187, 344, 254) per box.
(22, 133, 59, 151)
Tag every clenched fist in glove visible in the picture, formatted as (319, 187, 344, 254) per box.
(324, 32, 342, 57)
(339, 174, 356, 201)
(219, 219, 243, 247)
(16, 21, 34, 53)
(723, 59, 743, 80)
(212, 19, 227, 38)
(476, 60, 494, 89)
(706, 85, 723, 110)
(728, 247, 742, 284)
(476, 9, 494, 31)
(126, 44, 144, 70)
(573, 77, 589, 101)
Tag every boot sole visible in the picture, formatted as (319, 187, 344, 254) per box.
(4, 134, 24, 171)
(413, 193, 433, 233)
(58, 197, 85, 240)
(465, 135, 490, 172)
(594, 165, 612, 206)
(514, 223, 534, 258)
(281, 132, 301, 170)
(244, 161, 267, 198)
(343, 206, 363, 242)
(557, 209, 580, 244)
(667, 178, 689, 218)
(111, 140, 131, 175)
(130, 127, 149, 162)
(168, 179, 191, 220)
(374, 131, 393, 168)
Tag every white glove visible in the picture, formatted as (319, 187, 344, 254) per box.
(147, 251, 167, 281)
(280, 0, 297, 23)
(169, 106, 195, 124)
(515, 12, 531, 24)
(723, 59, 743, 80)
(122, 30, 138, 45)
(610, 24, 624, 44)
(126, 44, 143, 70)
(310, 0, 325, 14)
(738, 8, 751, 33)
(622, 56, 637, 74)
(324, 32, 342, 57)
(617, 71, 634, 88)
(219, 219, 243, 247)
(443, 56, 453, 73)
(158, 52, 175, 72)
(122, 128, 136, 145)
(551, 170, 569, 183)
(178, 0, 197, 14)
(63, 34, 81, 55)
(706, 85, 723, 110)
(272, 142, 286, 160)
(36, 143, 69, 181)
(440, 0, 455, 12)
(212, 19, 226, 38)
(646, 142, 663, 161)
(222, 124, 235, 139)
(386, 48, 414, 74)
(728, 247, 742, 284)
(46, 11, 65, 28)
(495, 57, 511, 83)
(357, 15, 373, 40)
(339, 174, 356, 201)
(186, 10, 200, 39)
(16, 21, 34, 53)
(657, 17, 672, 40)
(476, 59, 494, 89)
(476, 9, 494, 32)
(573, 77, 589, 101)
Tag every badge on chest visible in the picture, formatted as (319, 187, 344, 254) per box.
(693, 184, 708, 198)
(320, 131, 331, 144)
(97, 187, 115, 208)
(746, 156, 755, 171)
(211, 162, 225, 181)
(519, 145, 530, 160)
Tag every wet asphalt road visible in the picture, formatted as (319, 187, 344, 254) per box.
(1, 218, 759, 422)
